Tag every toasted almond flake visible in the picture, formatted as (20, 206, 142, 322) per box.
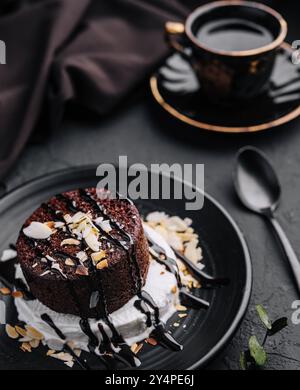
(15, 326, 27, 337)
(173, 322, 180, 327)
(30, 339, 40, 348)
(145, 338, 158, 346)
(94, 218, 112, 233)
(12, 291, 23, 298)
(171, 285, 177, 294)
(64, 361, 74, 368)
(175, 304, 187, 311)
(165, 216, 189, 232)
(50, 352, 73, 362)
(131, 343, 143, 354)
(19, 336, 34, 342)
(61, 238, 80, 246)
(167, 231, 184, 251)
(20, 342, 32, 352)
(66, 340, 75, 349)
(76, 251, 88, 262)
(184, 239, 202, 263)
(178, 313, 187, 318)
(5, 324, 19, 339)
(23, 221, 53, 240)
(146, 211, 168, 224)
(0, 287, 11, 295)
(65, 258, 75, 266)
(25, 326, 44, 340)
(72, 212, 86, 224)
(85, 232, 100, 252)
(47, 349, 55, 356)
(63, 214, 72, 223)
(75, 265, 89, 276)
(91, 250, 107, 263)
(45, 221, 55, 229)
(74, 349, 81, 357)
(54, 221, 65, 229)
(160, 271, 165, 275)
(96, 259, 108, 270)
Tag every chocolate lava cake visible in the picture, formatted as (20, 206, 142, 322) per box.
(16, 188, 149, 318)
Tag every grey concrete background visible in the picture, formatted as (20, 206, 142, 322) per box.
(3, 0, 300, 369)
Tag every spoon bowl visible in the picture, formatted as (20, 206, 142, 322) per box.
(234, 146, 281, 215)
(234, 146, 300, 294)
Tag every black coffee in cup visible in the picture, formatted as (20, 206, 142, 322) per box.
(195, 18, 274, 52)
(165, 1, 287, 103)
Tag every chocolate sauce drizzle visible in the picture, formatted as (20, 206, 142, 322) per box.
(0, 189, 217, 369)
(148, 241, 210, 309)
(40, 313, 90, 370)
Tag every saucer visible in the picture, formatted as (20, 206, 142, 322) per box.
(150, 43, 300, 133)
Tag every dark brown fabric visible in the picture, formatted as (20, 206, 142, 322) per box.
(0, 0, 202, 180)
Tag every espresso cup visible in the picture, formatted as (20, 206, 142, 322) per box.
(165, 1, 287, 104)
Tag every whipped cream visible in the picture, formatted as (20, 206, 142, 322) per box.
(15, 225, 179, 352)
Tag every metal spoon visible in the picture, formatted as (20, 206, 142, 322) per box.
(234, 146, 300, 293)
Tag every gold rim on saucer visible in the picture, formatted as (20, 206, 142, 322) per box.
(150, 43, 300, 134)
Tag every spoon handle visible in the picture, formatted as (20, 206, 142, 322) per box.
(269, 216, 300, 292)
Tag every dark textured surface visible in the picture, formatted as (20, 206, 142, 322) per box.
(2, 0, 300, 370)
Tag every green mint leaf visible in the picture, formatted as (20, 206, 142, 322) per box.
(240, 352, 247, 370)
(268, 317, 288, 336)
(256, 304, 272, 330)
(249, 335, 267, 367)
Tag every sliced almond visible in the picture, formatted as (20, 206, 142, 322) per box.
(47, 349, 56, 356)
(12, 291, 23, 298)
(131, 343, 143, 354)
(0, 287, 11, 295)
(54, 221, 65, 229)
(61, 238, 80, 246)
(63, 214, 72, 224)
(75, 265, 89, 276)
(76, 251, 88, 262)
(19, 336, 33, 343)
(184, 239, 203, 263)
(145, 338, 158, 346)
(65, 258, 75, 266)
(74, 349, 82, 357)
(96, 259, 108, 270)
(64, 361, 74, 368)
(175, 304, 187, 311)
(25, 326, 44, 341)
(23, 221, 53, 240)
(50, 352, 73, 362)
(85, 232, 100, 252)
(178, 313, 187, 318)
(29, 339, 40, 348)
(91, 250, 107, 263)
(20, 342, 32, 352)
(5, 324, 19, 339)
(15, 326, 27, 338)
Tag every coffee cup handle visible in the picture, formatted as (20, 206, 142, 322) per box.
(165, 22, 193, 62)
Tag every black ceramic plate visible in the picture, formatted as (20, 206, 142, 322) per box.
(150, 43, 300, 133)
(0, 166, 252, 370)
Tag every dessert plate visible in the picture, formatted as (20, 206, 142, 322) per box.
(150, 43, 300, 133)
(0, 166, 252, 369)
